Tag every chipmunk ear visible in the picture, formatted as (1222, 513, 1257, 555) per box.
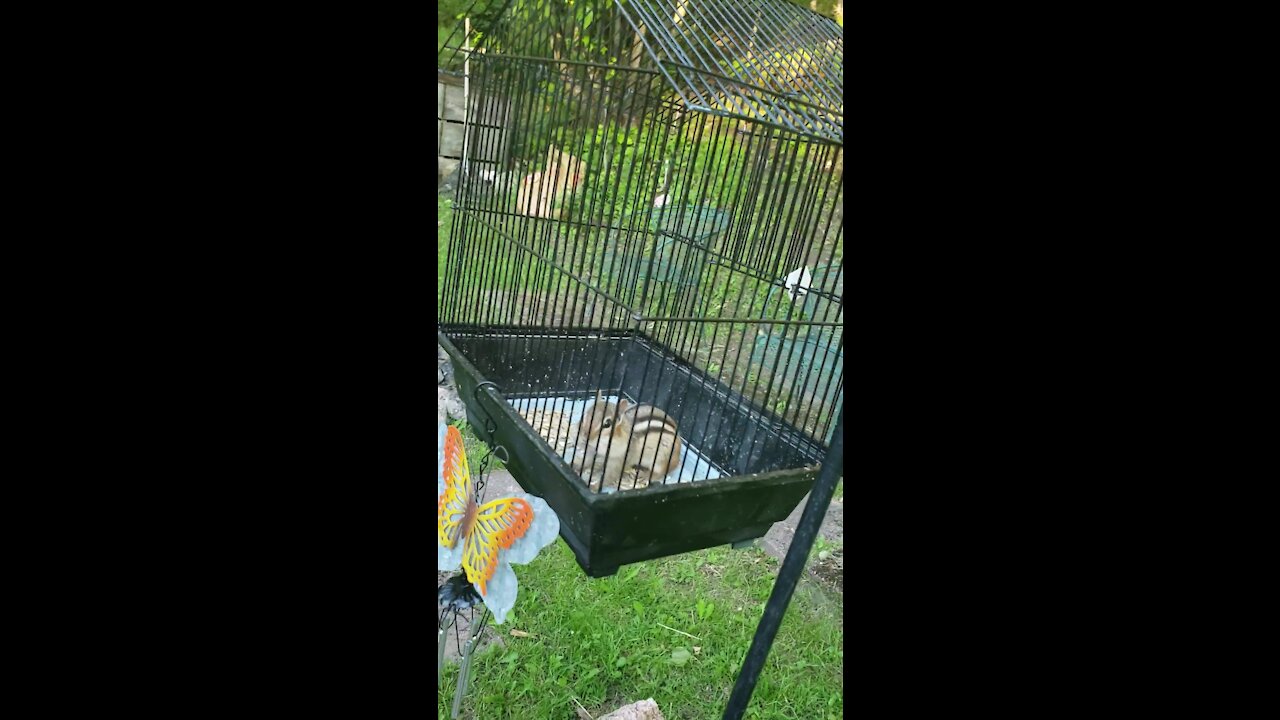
(594, 389, 602, 404)
(617, 398, 631, 416)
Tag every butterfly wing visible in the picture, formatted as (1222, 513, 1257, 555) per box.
(499, 494, 560, 566)
(436, 421, 562, 624)
(462, 497, 534, 595)
(463, 493, 560, 624)
(438, 424, 472, 572)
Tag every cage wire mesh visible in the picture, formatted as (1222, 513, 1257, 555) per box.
(439, 0, 842, 498)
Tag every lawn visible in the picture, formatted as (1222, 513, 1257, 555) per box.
(438, 537, 844, 720)
(438, 196, 453, 303)
(438, 422, 843, 720)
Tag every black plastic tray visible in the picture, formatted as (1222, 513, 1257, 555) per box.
(438, 326, 824, 577)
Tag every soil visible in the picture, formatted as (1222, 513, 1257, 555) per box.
(758, 485, 844, 596)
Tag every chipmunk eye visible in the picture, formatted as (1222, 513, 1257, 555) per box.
(602, 418, 613, 428)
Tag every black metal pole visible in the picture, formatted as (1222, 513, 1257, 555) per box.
(723, 408, 844, 720)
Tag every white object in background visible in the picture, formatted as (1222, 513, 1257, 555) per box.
(784, 265, 812, 301)
(653, 157, 672, 208)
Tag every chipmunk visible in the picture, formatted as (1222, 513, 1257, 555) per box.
(572, 391, 683, 492)
(514, 146, 585, 219)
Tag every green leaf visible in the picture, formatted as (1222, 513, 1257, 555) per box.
(696, 600, 716, 620)
(615, 656, 629, 668)
(632, 601, 645, 616)
(670, 648, 692, 666)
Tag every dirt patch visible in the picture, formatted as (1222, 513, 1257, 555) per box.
(758, 489, 844, 595)
(810, 546, 844, 594)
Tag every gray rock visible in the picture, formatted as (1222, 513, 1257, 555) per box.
(439, 386, 467, 422)
(598, 699, 664, 720)
(438, 344, 456, 388)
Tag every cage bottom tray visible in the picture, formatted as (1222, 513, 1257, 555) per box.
(439, 327, 825, 577)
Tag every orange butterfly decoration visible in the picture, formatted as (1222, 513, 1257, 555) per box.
(438, 423, 558, 623)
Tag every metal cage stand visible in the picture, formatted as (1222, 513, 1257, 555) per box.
(723, 408, 844, 720)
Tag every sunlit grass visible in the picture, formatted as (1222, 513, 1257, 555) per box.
(438, 539, 843, 720)
(447, 418, 505, 472)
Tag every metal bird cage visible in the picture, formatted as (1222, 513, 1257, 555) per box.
(753, 264, 844, 445)
(438, 0, 844, 578)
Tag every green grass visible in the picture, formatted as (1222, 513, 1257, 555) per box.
(438, 196, 454, 302)
(439, 540, 843, 720)
(439, 24, 453, 56)
(437, 191, 533, 301)
(449, 418, 506, 472)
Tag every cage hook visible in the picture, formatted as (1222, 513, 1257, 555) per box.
(491, 445, 510, 466)
(471, 381, 502, 441)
